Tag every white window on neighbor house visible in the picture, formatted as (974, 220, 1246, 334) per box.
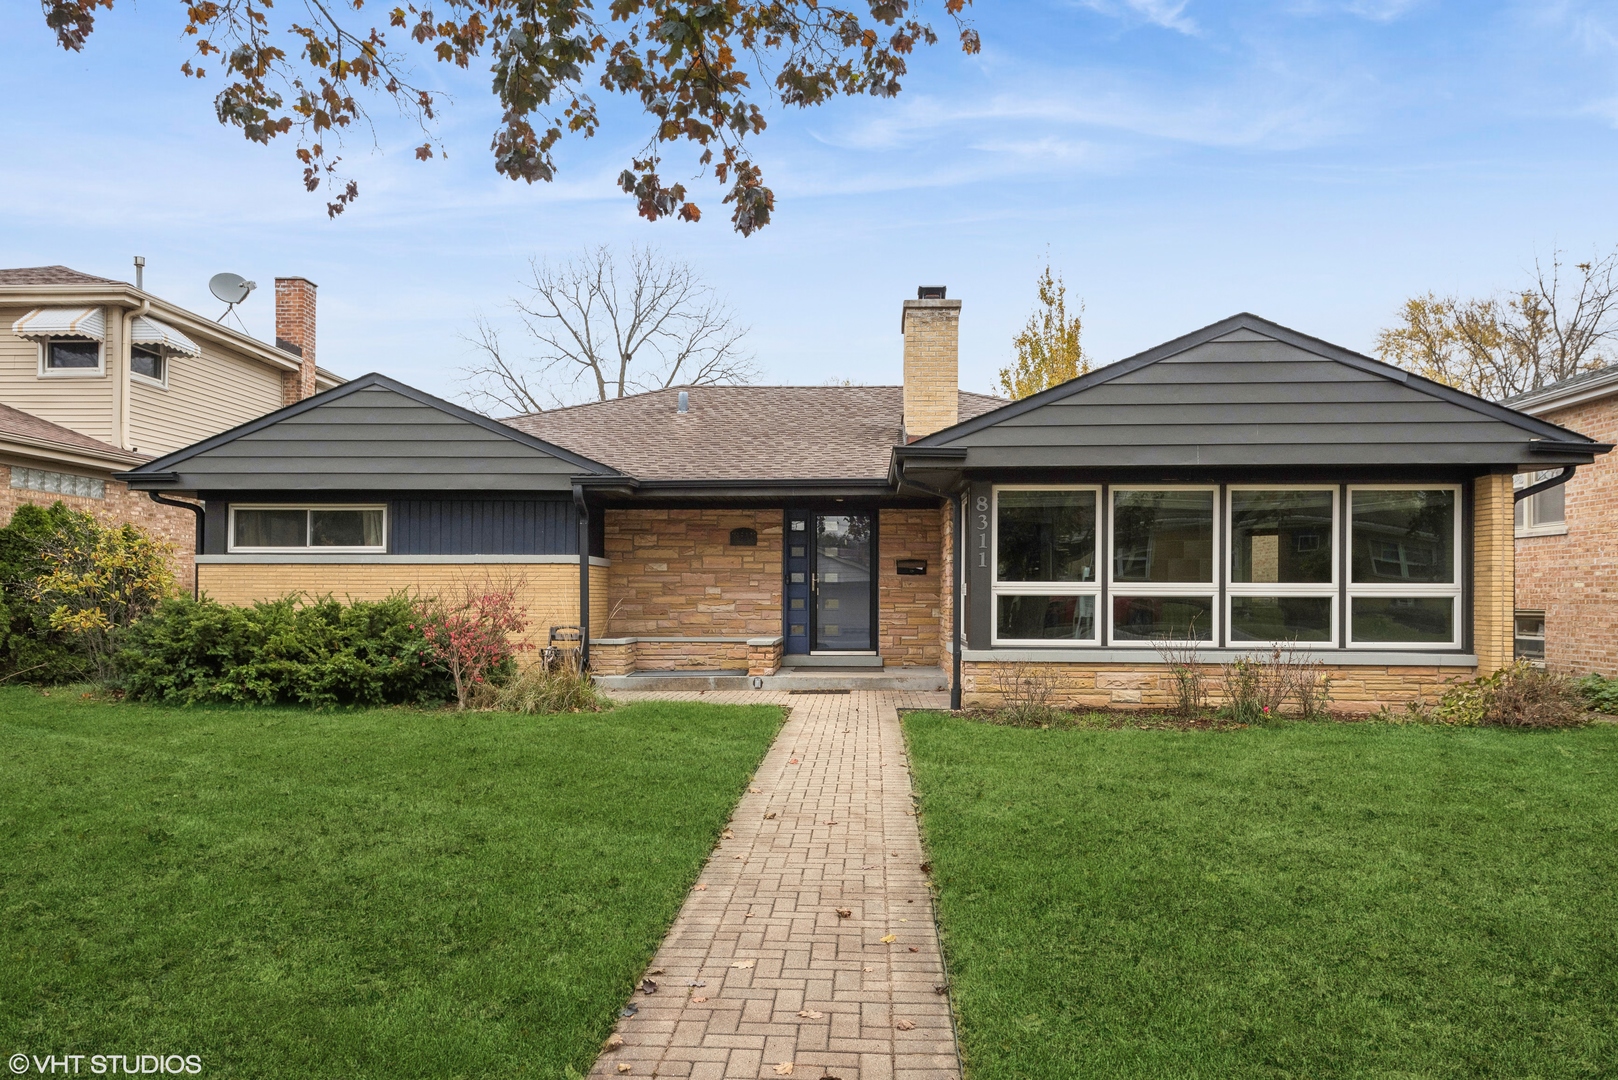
(9, 467, 105, 499)
(1514, 609, 1546, 664)
(1226, 486, 1338, 647)
(991, 486, 1101, 645)
(1514, 471, 1567, 537)
(40, 338, 104, 375)
(1109, 486, 1218, 645)
(229, 506, 387, 552)
(129, 344, 166, 385)
(1346, 486, 1463, 649)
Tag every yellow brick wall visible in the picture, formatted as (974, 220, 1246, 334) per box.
(962, 660, 1475, 714)
(1472, 472, 1515, 674)
(198, 561, 595, 650)
(902, 300, 960, 439)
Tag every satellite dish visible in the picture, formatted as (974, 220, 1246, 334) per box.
(209, 273, 257, 324)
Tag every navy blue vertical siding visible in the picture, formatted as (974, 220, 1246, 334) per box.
(389, 498, 577, 555)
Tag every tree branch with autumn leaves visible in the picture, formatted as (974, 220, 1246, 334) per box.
(37, 0, 979, 230)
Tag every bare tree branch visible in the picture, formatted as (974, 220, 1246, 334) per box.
(457, 245, 757, 415)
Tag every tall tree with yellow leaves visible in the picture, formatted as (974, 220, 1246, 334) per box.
(998, 264, 1086, 400)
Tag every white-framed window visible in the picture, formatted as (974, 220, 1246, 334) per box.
(1346, 485, 1462, 648)
(130, 344, 167, 387)
(1514, 471, 1566, 537)
(228, 505, 387, 552)
(1226, 486, 1338, 646)
(1108, 485, 1219, 645)
(991, 485, 1101, 645)
(38, 338, 104, 376)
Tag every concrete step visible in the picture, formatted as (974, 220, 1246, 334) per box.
(594, 666, 949, 693)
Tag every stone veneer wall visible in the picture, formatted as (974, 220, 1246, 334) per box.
(603, 509, 784, 637)
(961, 661, 1478, 713)
(1, 463, 197, 588)
(877, 508, 943, 667)
(1515, 397, 1618, 675)
(198, 561, 605, 653)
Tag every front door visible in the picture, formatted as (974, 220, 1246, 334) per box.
(784, 511, 876, 654)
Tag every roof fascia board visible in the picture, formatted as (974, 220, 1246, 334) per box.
(0, 436, 147, 471)
(1509, 370, 1618, 415)
(913, 312, 1602, 450)
(121, 372, 622, 477)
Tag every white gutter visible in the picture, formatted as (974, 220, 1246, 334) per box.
(117, 295, 150, 449)
(0, 434, 148, 471)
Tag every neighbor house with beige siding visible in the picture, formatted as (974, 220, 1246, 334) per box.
(0, 265, 343, 582)
(121, 291, 1612, 709)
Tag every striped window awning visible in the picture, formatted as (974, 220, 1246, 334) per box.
(130, 314, 200, 356)
(12, 306, 106, 341)
(10, 307, 200, 357)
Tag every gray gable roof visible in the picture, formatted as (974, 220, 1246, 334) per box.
(912, 314, 1609, 468)
(121, 373, 617, 493)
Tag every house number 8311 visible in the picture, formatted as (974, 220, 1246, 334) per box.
(975, 495, 989, 567)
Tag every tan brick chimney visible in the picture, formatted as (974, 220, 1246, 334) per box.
(902, 286, 961, 440)
(274, 277, 318, 404)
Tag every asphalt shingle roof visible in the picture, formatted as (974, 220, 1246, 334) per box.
(505, 385, 1006, 480)
(0, 402, 146, 462)
(0, 265, 126, 287)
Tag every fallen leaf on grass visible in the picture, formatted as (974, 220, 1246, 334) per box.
(880, 934, 897, 944)
(835, 908, 852, 919)
(919, 862, 932, 874)
(797, 1009, 824, 1019)
(895, 1019, 915, 1031)
(603, 1033, 624, 1050)
(774, 1064, 794, 1076)
(934, 985, 948, 995)
(721, 830, 735, 840)
(732, 959, 755, 969)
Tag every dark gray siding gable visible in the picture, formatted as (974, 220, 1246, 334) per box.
(931, 330, 1601, 468)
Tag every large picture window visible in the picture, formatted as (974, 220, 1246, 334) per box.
(1110, 487, 1216, 643)
(1347, 486, 1461, 647)
(230, 505, 387, 552)
(991, 487, 1099, 643)
(1227, 487, 1337, 644)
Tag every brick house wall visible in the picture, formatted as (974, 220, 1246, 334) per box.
(877, 508, 943, 666)
(1, 462, 197, 588)
(603, 509, 783, 637)
(1516, 396, 1618, 675)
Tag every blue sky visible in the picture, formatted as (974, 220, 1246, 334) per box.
(2, 1, 1616, 405)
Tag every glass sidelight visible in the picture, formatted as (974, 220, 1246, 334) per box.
(815, 514, 873, 651)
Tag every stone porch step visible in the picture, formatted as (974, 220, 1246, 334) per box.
(592, 666, 949, 693)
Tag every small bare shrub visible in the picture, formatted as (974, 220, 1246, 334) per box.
(991, 660, 1064, 726)
(1407, 662, 1587, 728)
(1221, 644, 1331, 723)
(1291, 654, 1334, 720)
(1153, 632, 1207, 720)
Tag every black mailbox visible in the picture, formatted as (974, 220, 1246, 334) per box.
(896, 559, 927, 576)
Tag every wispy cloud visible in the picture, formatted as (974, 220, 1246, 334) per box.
(1073, 0, 1198, 34)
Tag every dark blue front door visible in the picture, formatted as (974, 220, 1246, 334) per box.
(783, 510, 875, 654)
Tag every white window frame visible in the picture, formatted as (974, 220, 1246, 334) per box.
(1107, 484, 1220, 647)
(990, 485, 1102, 646)
(129, 344, 169, 390)
(1346, 484, 1463, 650)
(1224, 485, 1339, 648)
(37, 338, 105, 377)
(1513, 471, 1567, 538)
(228, 504, 388, 553)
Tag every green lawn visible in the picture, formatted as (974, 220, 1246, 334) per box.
(903, 713, 1618, 1079)
(0, 688, 782, 1079)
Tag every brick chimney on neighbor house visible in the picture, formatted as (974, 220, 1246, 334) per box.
(902, 286, 961, 440)
(274, 277, 319, 404)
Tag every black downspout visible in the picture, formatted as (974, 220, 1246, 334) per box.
(951, 490, 963, 711)
(1514, 466, 1576, 503)
(149, 492, 203, 599)
(573, 485, 590, 669)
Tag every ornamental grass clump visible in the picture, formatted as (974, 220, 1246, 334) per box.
(484, 659, 606, 714)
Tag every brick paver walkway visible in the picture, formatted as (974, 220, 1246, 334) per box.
(591, 689, 960, 1080)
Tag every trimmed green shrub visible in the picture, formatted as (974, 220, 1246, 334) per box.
(0, 503, 90, 684)
(117, 593, 455, 707)
(1576, 673, 1618, 715)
